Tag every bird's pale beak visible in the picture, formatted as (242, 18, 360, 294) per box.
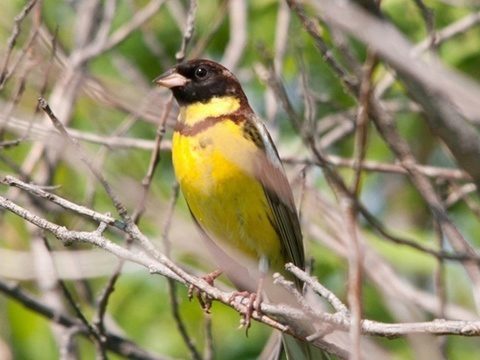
(154, 69, 189, 88)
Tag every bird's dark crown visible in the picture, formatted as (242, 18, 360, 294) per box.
(170, 59, 248, 106)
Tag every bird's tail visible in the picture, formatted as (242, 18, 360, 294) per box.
(282, 334, 333, 360)
(259, 331, 334, 360)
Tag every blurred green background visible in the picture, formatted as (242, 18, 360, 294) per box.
(1, 0, 480, 359)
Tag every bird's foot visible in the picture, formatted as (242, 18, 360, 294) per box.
(229, 290, 262, 335)
(188, 269, 222, 313)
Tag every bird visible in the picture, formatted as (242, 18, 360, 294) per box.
(155, 59, 329, 360)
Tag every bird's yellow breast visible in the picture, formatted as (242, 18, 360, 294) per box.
(172, 99, 283, 268)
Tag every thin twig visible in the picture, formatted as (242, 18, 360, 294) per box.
(286, 0, 358, 94)
(0, 280, 169, 360)
(93, 259, 122, 336)
(0, 27, 39, 138)
(2, 175, 125, 229)
(344, 200, 362, 360)
(72, 0, 167, 65)
(41, 235, 107, 360)
(60, 326, 83, 360)
(2, 114, 171, 150)
(351, 52, 376, 195)
(412, 0, 436, 48)
(175, 0, 198, 62)
(286, 264, 349, 314)
(90, 91, 165, 337)
(189, 0, 228, 59)
(132, 96, 173, 222)
(163, 184, 202, 360)
(284, 155, 471, 182)
(38, 98, 130, 225)
(36, 26, 59, 115)
(203, 313, 214, 360)
(221, 0, 247, 70)
(433, 219, 448, 357)
(0, 0, 39, 89)
(347, 52, 376, 360)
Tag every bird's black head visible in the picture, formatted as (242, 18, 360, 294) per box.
(154, 59, 248, 106)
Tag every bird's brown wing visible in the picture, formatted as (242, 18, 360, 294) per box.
(248, 115, 305, 270)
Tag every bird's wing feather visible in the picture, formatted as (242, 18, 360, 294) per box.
(248, 115, 305, 269)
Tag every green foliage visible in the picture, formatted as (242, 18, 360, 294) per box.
(7, 298, 59, 360)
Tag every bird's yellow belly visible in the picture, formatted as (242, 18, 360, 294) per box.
(172, 123, 283, 268)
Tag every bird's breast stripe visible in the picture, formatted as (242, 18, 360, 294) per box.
(174, 112, 245, 136)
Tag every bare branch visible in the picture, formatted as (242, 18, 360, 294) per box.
(73, 0, 167, 65)
(221, 0, 247, 70)
(2, 175, 124, 229)
(284, 155, 471, 181)
(0, 0, 39, 89)
(0, 280, 170, 360)
(175, 0, 198, 63)
(286, 264, 348, 315)
(2, 194, 480, 357)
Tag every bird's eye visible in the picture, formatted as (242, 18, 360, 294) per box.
(194, 66, 208, 79)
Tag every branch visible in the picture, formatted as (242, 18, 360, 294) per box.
(257, 60, 480, 266)
(2, 175, 125, 230)
(175, 0, 197, 63)
(221, 0, 247, 70)
(0, 0, 39, 89)
(286, 264, 348, 314)
(0, 195, 288, 331)
(309, 0, 480, 193)
(1, 193, 480, 360)
(1, 113, 171, 150)
(72, 0, 167, 65)
(287, 0, 480, 313)
(376, 11, 480, 97)
(0, 280, 170, 360)
(284, 154, 471, 181)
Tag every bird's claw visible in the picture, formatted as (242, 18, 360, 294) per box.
(188, 269, 223, 313)
(229, 290, 262, 335)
